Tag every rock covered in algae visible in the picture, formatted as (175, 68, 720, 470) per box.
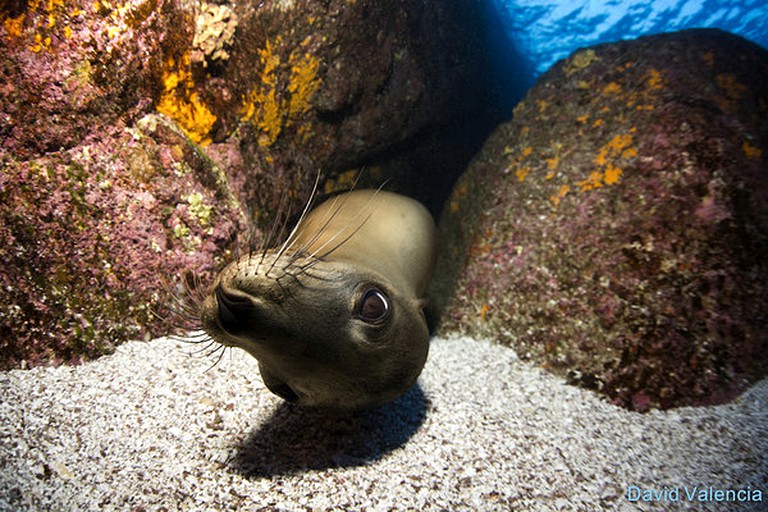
(0, 0, 244, 369)
(434, 29, 768, 411)
(0, 0, 192, 159)
(0, 114, 246, 369)
(169, 0, 492, 216)
(0, 0, 492, 368)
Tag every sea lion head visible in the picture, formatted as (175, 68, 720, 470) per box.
(199, 251, 430, 409)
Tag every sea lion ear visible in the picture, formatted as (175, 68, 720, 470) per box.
(415, 298, 428, 310)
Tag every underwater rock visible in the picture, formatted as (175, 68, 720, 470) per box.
(0, 0, 192, 159)
(0, 0, 245, 369)
(180, 0, 491, 214)
(0, 114, 246, 369)
(0, 0, 489, 368)
(434, 29, 768, 410)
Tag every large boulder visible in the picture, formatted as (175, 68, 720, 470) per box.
(153, 0, 494, 216)
(1, 0, 243, 369)
(0, 0, 491, 368)
(0, 113, 246, 368)
(434, 29, 768, 410)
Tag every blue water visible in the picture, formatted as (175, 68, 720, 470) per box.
(486, 0, 768, 97)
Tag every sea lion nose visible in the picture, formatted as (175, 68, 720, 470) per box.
(215, 285, 255, 332)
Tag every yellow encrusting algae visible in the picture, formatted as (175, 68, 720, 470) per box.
(2, 0, 65, 51)
(156, 54, 217, 147)
(240, 36, 322, 147)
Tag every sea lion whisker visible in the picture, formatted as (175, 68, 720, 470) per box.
(301, 183, 386, 261)
(193, 339, 226, 360)
(173, 304, 202, 327)
(309, 211, 375, 262)
(281, 170, 370, 265)
(170, 310, 202, 329)
(182, 335, 212, 345)
(271, 171, 322, 266)
(154, 276, 207, 334)
(167, 332, 190, 344)
(289, 191, 354, 256)
(285, 174, 369, 259)
(246, 225, 258, 264)
(234, 215, 253, 265)
(170, 272, 206, 310)
(170, 330, 211, 344)
(188, 272, 210, 306)
(258, 186, 294, 265)
(202, 344, 228, 373)
(264, 176, 326, 279)
(182, 329, 211, 341)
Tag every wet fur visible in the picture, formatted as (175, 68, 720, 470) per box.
(165, 178, 436, 409)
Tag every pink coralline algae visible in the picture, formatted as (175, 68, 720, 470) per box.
(0, 0, 231, 369)
(1, 0, 192, 159)
(434, 29, 768, 410)
(0, 115, 246, 368)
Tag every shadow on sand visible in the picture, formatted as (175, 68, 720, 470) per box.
(229, 383, 428, 478)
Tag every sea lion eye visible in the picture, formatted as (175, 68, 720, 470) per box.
(355, 288, 390, 324)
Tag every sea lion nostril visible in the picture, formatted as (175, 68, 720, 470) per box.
(215, 286, 253, 330)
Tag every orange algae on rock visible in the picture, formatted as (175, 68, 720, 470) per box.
(449, 179, 469, 214)
(602, 82, 622, 95)
(515, 166, 530, 182)
(3, 13, 25, 38)
(288, 48, 322, 117)
(549, 184, 570, 207)
(743, 141, 763, 159)
(240, 37, 282, 147)
(240, 36, 322, 147)
(1, 0, 65, 51)
(576, 133, 636, 192)
(156, 54, 217, 147)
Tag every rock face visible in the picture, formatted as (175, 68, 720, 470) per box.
(0, 0, 243, 368)
(434, 29, 768, 410)
(0, 0, 491, 368)
(0, 113, 246, 368)
(155, 0, 493, 217)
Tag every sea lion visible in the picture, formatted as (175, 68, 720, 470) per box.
(199, 189, 437, 409)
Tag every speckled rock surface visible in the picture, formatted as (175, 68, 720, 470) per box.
(0, 113, 246, 369)
(433, 29, 768, 411)
(1, 0, 190, 159)
(0, 0, 491, 368)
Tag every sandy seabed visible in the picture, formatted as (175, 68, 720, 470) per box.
(1, 335, 766, 511)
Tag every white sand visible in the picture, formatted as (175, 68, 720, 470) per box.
(1, 335, 766, 511)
